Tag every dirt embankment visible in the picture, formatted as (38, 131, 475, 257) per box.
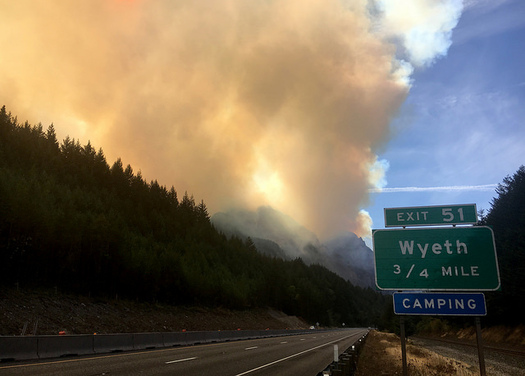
(0, 288, 309, 336)
(356, 330, 477, 376)
(443, 325, 525, 347)
(416, 318, 525, 351)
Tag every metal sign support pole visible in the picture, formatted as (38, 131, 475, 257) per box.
(400, 316, 408, 376)
(475, 317, 486, 376)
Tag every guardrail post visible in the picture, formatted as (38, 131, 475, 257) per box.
(345, 350, 356, 373)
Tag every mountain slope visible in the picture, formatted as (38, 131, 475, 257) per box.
(212, 206, 375, 287)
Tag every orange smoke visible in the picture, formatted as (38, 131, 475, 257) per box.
(0, 0, 410, 238)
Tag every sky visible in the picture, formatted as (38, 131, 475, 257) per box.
(0, 0, 523, 243)
(364, 0, 525, 235)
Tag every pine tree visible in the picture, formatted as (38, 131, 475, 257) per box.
(481, 166, 525, 325)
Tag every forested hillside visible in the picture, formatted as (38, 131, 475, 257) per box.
(0, 106, 386, 327)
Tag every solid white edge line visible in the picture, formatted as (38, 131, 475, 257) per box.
(234, 333, 357, 376)
(165, 356, 198, 364)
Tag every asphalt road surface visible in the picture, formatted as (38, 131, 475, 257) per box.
(0, 328, 367, 376)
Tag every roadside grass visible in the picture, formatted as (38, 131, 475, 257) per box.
(356, 330, 477, 375)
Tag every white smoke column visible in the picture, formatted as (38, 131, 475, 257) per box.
(0, 0, 462, 238)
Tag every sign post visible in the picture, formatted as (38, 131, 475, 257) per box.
(476, 317, 487, 376)
(399, 316, 408, 376)
(373, 203, 498, 376)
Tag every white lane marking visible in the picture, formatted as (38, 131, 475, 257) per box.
(300, 339, 305, 341)
(280, 341, 288, 344)
(234, 333, 357, 376)
(245, 346, 258, 351)
(165, 357, 198, 364)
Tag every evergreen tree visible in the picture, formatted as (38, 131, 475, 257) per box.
(481, 166, 525, 325)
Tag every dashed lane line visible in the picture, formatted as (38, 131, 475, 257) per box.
(165, 357, 198, 364)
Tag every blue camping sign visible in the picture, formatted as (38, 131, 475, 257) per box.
(393, 292, 486, 316)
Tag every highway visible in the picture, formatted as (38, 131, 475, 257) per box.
(0, 328, 367, 376)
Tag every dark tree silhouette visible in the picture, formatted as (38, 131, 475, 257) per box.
(480, 166, 525, 325)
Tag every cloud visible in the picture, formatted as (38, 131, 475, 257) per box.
(370, 184, 497, 193)
(0, 0, 464, 238)
(372, 0, 463, 67)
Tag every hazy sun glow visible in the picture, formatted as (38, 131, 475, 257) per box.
(252, 166, 284, 206)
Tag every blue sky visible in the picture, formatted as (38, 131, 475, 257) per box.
(365, 0, 525, 231)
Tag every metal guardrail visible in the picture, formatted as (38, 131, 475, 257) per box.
(0, 329, 322, 362)
(317, 331, 368, 376)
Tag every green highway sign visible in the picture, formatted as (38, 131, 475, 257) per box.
(384, 204, 477, 227)
(373, 226, 500, 291)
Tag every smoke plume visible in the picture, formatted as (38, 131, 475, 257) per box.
(0, 0, 462, 238)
